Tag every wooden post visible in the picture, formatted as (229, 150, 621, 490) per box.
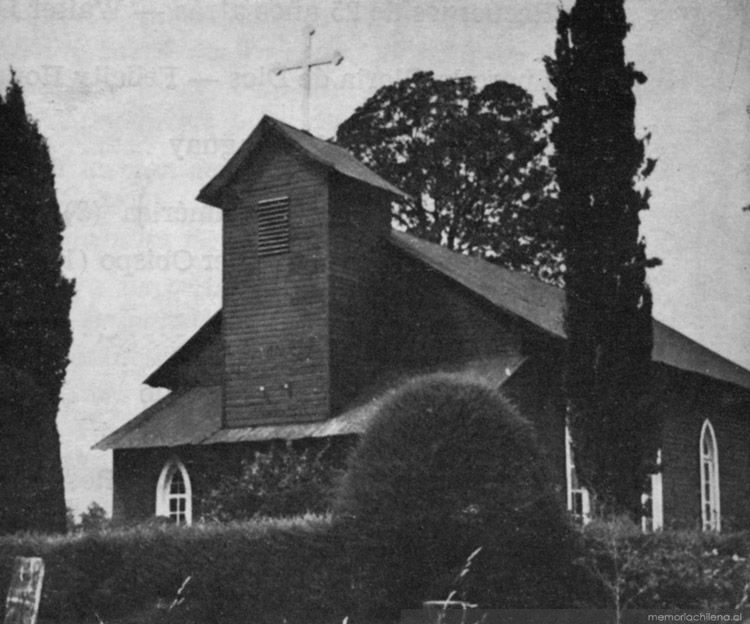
(4, 558, 44, 624)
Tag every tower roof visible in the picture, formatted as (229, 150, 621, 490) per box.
(197, 115, 409, 208)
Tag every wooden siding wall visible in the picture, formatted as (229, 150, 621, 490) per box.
(327, 176, 391, 413)
(362, 249, 524, 383)
(162, 333, 223, 389)
(502, 352, 568, 504)
(112, 443, 253, 522)
(222, 136, 330, 427)
(112, 438, 355, 523)
(659, 367, 750, 529)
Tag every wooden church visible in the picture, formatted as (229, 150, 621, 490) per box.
(95, 115, 750, 531)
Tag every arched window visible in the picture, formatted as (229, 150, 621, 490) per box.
(700, 420, 720, 531)
(156, 458, 193, 525)
(565, 423, 591, 524)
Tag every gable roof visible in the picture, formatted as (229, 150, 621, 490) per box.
(145, 311, 221, 388)
(390, 231, 567, 339)
(390, 230, 750, 392)
(196, 115, 408, 208)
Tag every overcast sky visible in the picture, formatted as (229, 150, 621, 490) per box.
(2, 0, 749, 515)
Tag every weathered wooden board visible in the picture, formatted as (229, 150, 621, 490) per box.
(4, 557, 44, 624)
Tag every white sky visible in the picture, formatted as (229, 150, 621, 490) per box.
(2, 0, 749, 515)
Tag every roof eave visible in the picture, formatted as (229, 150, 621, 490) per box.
(92, 391, 175, 451)
(196, 115, 274, 209)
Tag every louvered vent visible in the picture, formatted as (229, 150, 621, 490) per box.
(257, 196, 290, 256)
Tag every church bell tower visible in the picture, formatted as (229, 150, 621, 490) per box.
(196, 115, 405, 428)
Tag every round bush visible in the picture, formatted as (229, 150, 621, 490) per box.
(334, 374, 580, 619)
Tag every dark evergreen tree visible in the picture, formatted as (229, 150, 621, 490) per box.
(0, 72, 74, 533)
(545, 0, 660, 515)
(336, 72, 563, 281)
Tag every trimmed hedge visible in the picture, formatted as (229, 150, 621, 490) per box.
(3, 515, 750, 623)
(580, 519, 750, 612)
(335, 374, 583, 619)
(0, 515, 351, 624)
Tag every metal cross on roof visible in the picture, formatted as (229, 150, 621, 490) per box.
(273, 28, 344, 132)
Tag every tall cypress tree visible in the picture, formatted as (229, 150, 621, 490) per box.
(545, 0, 660, 515)
(0, 72, 74, 533)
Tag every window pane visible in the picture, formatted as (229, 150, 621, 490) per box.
(170, 471, 185, 494)
(572, 491, 582, 516)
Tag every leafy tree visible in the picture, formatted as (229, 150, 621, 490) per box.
(336, 71, 563, 281)
(78, 501, 110, 532)
(545, 0, 660, 515)
(0, 72, 74, 533)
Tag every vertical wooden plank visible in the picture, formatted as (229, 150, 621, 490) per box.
(4, 557, 44, 624)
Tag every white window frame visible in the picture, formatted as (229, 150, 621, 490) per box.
(641, 449, 663, 532)
(156, 458, 193, 526)
(700, 419, 720, 532)
(565, 423, 591, 524)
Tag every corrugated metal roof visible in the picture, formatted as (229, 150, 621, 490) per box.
(390, 230, 750, 391)
(94, 356, 525, 450)
(196, 115, 408, 208)
(92, 386, 222, 450)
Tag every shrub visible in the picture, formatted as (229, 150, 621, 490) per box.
(200, 442, 346, 521)
(0, 515, 350, 624)
(334, 374, 582, 620)
(579, 520, 750, 612)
